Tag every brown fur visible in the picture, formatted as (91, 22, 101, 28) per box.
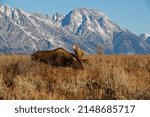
(31, 46, 86, 69)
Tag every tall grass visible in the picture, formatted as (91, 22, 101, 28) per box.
(0, 54, 150, 100)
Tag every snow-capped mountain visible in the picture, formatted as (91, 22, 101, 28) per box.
(0, 5, 91, 54)
(139, 33, 150, 43)
(0, 5, 150, 54)
(139, 33, 150, 40)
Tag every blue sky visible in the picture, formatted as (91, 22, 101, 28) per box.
(1, 0, 150, 35)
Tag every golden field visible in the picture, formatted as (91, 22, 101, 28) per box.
(0, 54, 150, 100)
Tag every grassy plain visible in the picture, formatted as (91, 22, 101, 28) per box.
(0, 54, 150, 100)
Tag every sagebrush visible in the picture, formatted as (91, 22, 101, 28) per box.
(0, 54, 150, 100)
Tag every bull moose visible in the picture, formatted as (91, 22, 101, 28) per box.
(31, 45, 88, 69)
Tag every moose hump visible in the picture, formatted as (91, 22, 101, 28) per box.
(31, 45, 88, 69)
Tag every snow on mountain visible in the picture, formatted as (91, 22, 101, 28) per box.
(139, 33, 150, 40)
(113, 30, 147, 54)
(139, 33, 150, 43)
(52, 12, 64, 24)
(61, 8, 121, 42)
(0, 5, 150, 54)
(0, 5, 91, 54)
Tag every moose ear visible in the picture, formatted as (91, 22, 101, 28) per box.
(73, 45, 84, 61)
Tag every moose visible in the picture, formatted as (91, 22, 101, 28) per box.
(31, 45, 88, 69)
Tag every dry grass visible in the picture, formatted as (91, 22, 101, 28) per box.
(0, 54, 150, 100)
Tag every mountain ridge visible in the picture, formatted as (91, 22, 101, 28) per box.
(0, 5, 150, 54)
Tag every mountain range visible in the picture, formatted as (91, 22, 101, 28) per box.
(0, 5, 150, 54)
